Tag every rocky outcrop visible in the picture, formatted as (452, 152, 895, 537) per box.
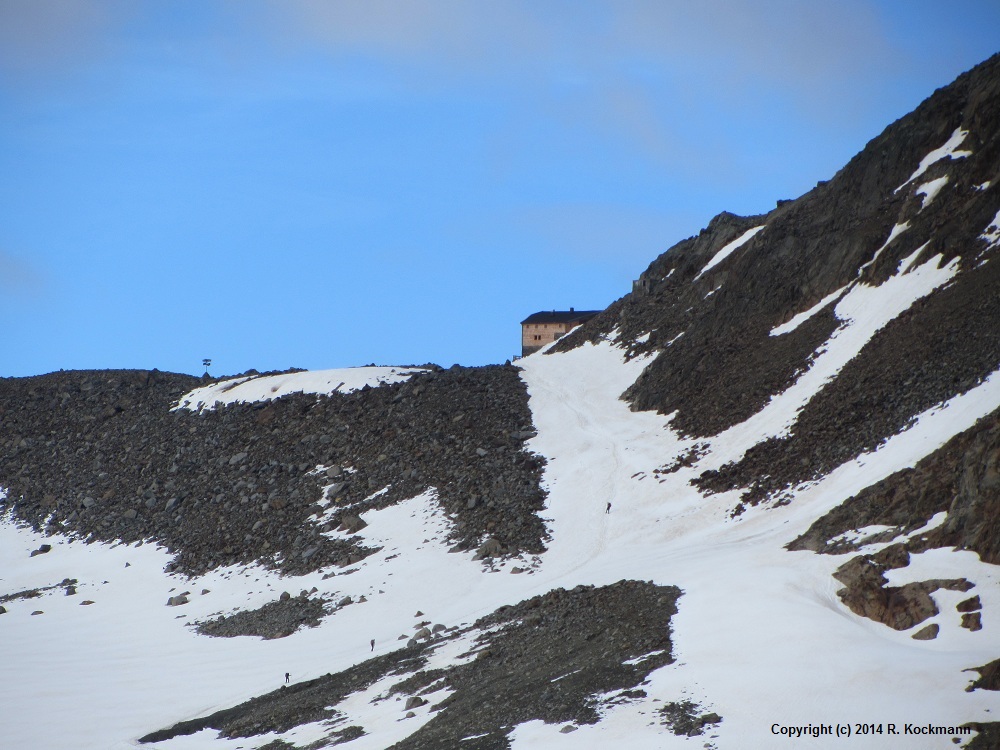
(396, 581, 679, 750)
(831, 547, 972, 633)
(788, 407, 998, 641)
(658, 700, 722, 737)
(695, 255, 1000, 506)
(195, 593, 330, 640)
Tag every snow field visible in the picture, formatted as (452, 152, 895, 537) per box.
(173, 367, 425, 411)
(0, 492, 536, 749)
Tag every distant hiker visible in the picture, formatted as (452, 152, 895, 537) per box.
(285, 673, 290, 684)
(370, 638, 375, 652)
(606, 501, 612, 514)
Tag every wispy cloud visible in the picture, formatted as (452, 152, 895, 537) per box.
(0, 1, 904, 151)
(256, 1, 895, 100)
(253, 0, 551, 71)
(0, 250, 44, 297)
(239, 0, 898, 167)
(0, 0, 134, 81)
(515, 201, 693, 269)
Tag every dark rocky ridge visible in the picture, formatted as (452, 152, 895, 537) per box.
(967, 724, 1000, 750)
(556, 54, 1000, 526)
(789, 407, 1000, 564)
(142, 581, 680, 750)
(0, 364, 545, 575)
(139, 641, 429, 744)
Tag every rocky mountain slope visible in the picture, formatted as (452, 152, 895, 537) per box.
(1, 53, 999, 750)
(0, 364, 545, 576)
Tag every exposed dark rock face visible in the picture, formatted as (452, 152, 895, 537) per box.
(142, 581, 680, 749)
(695, 258, 1000, 506)
(789, 408, 1000, 564)
(0, 364, 545, 576)
(556, 208, 840, 439)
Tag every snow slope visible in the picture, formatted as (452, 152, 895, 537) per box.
(894, 127, 972, 193)
(2, 326, 997, 748)
(694, 225, 766, 281)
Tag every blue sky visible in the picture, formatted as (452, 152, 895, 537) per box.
(2, 1, 998, 377)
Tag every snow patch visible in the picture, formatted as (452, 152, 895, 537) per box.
(895, 127, 971, 193)
(622, 649, 666, 666)
(898, 242, 929, 274)
(915, 175, 949, 209)
(859, 221, 909, 275)
(769, 286, 847, 337)
(826, 512, 948, 552)
(981, 209, 1000, 251)
(827, 524, 897, 546)
(694, 225, 766, 280)
(174, 367, 425, 411)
